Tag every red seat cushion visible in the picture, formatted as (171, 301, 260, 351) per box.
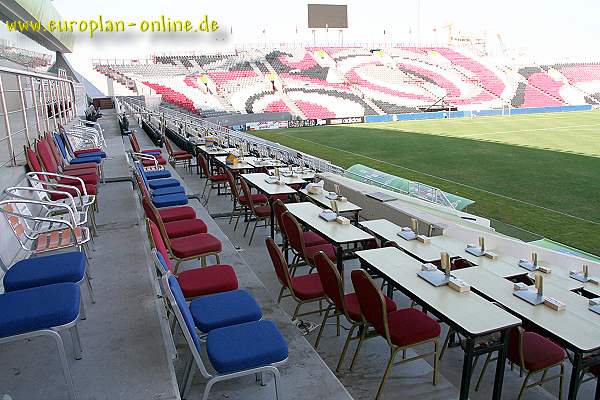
(158, 206, 196, 223)
(142, 156, 167, 166)
(253, 205, 271, 217)
(165, 219, 208, 238)
(142, 149, 162, 154)
(345, 292, 397, 322)
(48, 184, 96, 200)
(303, 231, 328, 247)
(387, 308, 441, 347)
(305, 243, 337, 264)
(269, 194, 289, 202)
(239, 194, 268, 205)
(209, 174, 227, 182)
(63, 163, 98, 171)
(58, 174, 98, 185)
(518, 332, 566, 371)
(290, 273, 324, 300)
(174, 153, 193, 160)
(178, 264, 238, 298)
(170, 233, 222, 259)
(61, 167, 98, 177)
(173, 150, 191, 156)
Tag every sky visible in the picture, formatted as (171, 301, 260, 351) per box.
(49, 0, 600, 66)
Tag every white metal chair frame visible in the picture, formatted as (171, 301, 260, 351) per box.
(5, 186, 97, 237)
(0, 199, 96, 303)
(26, 171, 98, 211)
(0, 199, 92, 259)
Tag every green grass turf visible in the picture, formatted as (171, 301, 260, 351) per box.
(252, 110, 600, 255)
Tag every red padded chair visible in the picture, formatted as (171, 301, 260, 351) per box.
(476, 327, 566, 400)
(164, 137, 193, 171)
(350, 269, 441, 400)
(147, 219, 237, 298)
(239, 178, 271, 245)
(129, 131, 162, 155)
(142, 196, 207, 239)
(273, 199, 327, 251)
(44, 133, 99, 174)
(134, 176, 196, 222)
(266, 237, 325, 320)
(280, 211, 336, 274)
(198, 153, 227, 206)
(25, 147, 97, 201)
(313, 251, 397, 371)
(149, 205, 222, 273)
(36, 140, 99, 185)
(225, 169, 267, 230)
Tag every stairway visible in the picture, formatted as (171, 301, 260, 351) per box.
(258, 60, 307, 119)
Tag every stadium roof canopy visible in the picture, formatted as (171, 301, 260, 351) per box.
(0, 0, 74, 53)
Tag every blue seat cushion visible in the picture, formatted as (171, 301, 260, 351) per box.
(70, 156, 102, 165)
(190, 289, 262, 333)
(152, 186, 185, 197)
(145, 169, 172, 180)
(207, 320, 288, 374)
(142, 149, 162, 155)
(152, 193, 188, 208)
(75, 151, 106, 159)
(3, 252, 86, 292)
(0, 283, 81, 338)
(148, 178, 180, 190)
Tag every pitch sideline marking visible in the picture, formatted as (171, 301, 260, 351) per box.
(277, 133, 600, 226)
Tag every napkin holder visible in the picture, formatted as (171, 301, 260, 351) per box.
(466, 237, 486, 257)
(319, 210, 337, 222)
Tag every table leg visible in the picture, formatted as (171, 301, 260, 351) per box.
(386, 280, 394, 299)
(459, 338, 475, 400)
(568, 352, 583, 400)
(270, 198, 275, 239)
(336, 245, 343, 273)
(491, 330, 508, 400)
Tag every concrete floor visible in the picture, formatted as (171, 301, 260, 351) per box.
(0, 113, 596, 400)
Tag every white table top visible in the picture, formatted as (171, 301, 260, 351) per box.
(241, 173, 297, 196)
(454, 267, 600, 352)
(285, 202, 374, 244)
(245, 157, 287, 168)
(356, 247, 521, 336)
(197, 146, 237, 156)
(301, 189, 362, 214)
(268, 167, 316, 181)
(214, 156, 255, 171)
(359, 219, 443, 263)
(429, 236, 527, 278)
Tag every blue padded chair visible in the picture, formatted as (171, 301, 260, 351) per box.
(162, 275, 288, 400)
(145, 169, 172, 180)
(0, 283, 83, 400)
(190, 289, 262, 333)
(55, 132, 107, 159)
(134, 165, 188, 208)
(3, 251, 95, 308)
(136, 164, 182, 192)
(54, 133, 103, 165)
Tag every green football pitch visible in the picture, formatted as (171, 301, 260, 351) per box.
(252, 110, 600, 255)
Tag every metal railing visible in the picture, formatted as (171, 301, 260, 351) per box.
(117, 96, 346, 175)
(0, 66, 78, 167)
(116, 96, 463, 211)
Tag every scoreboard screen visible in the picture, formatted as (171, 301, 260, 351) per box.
(307, 4, 348, 29)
